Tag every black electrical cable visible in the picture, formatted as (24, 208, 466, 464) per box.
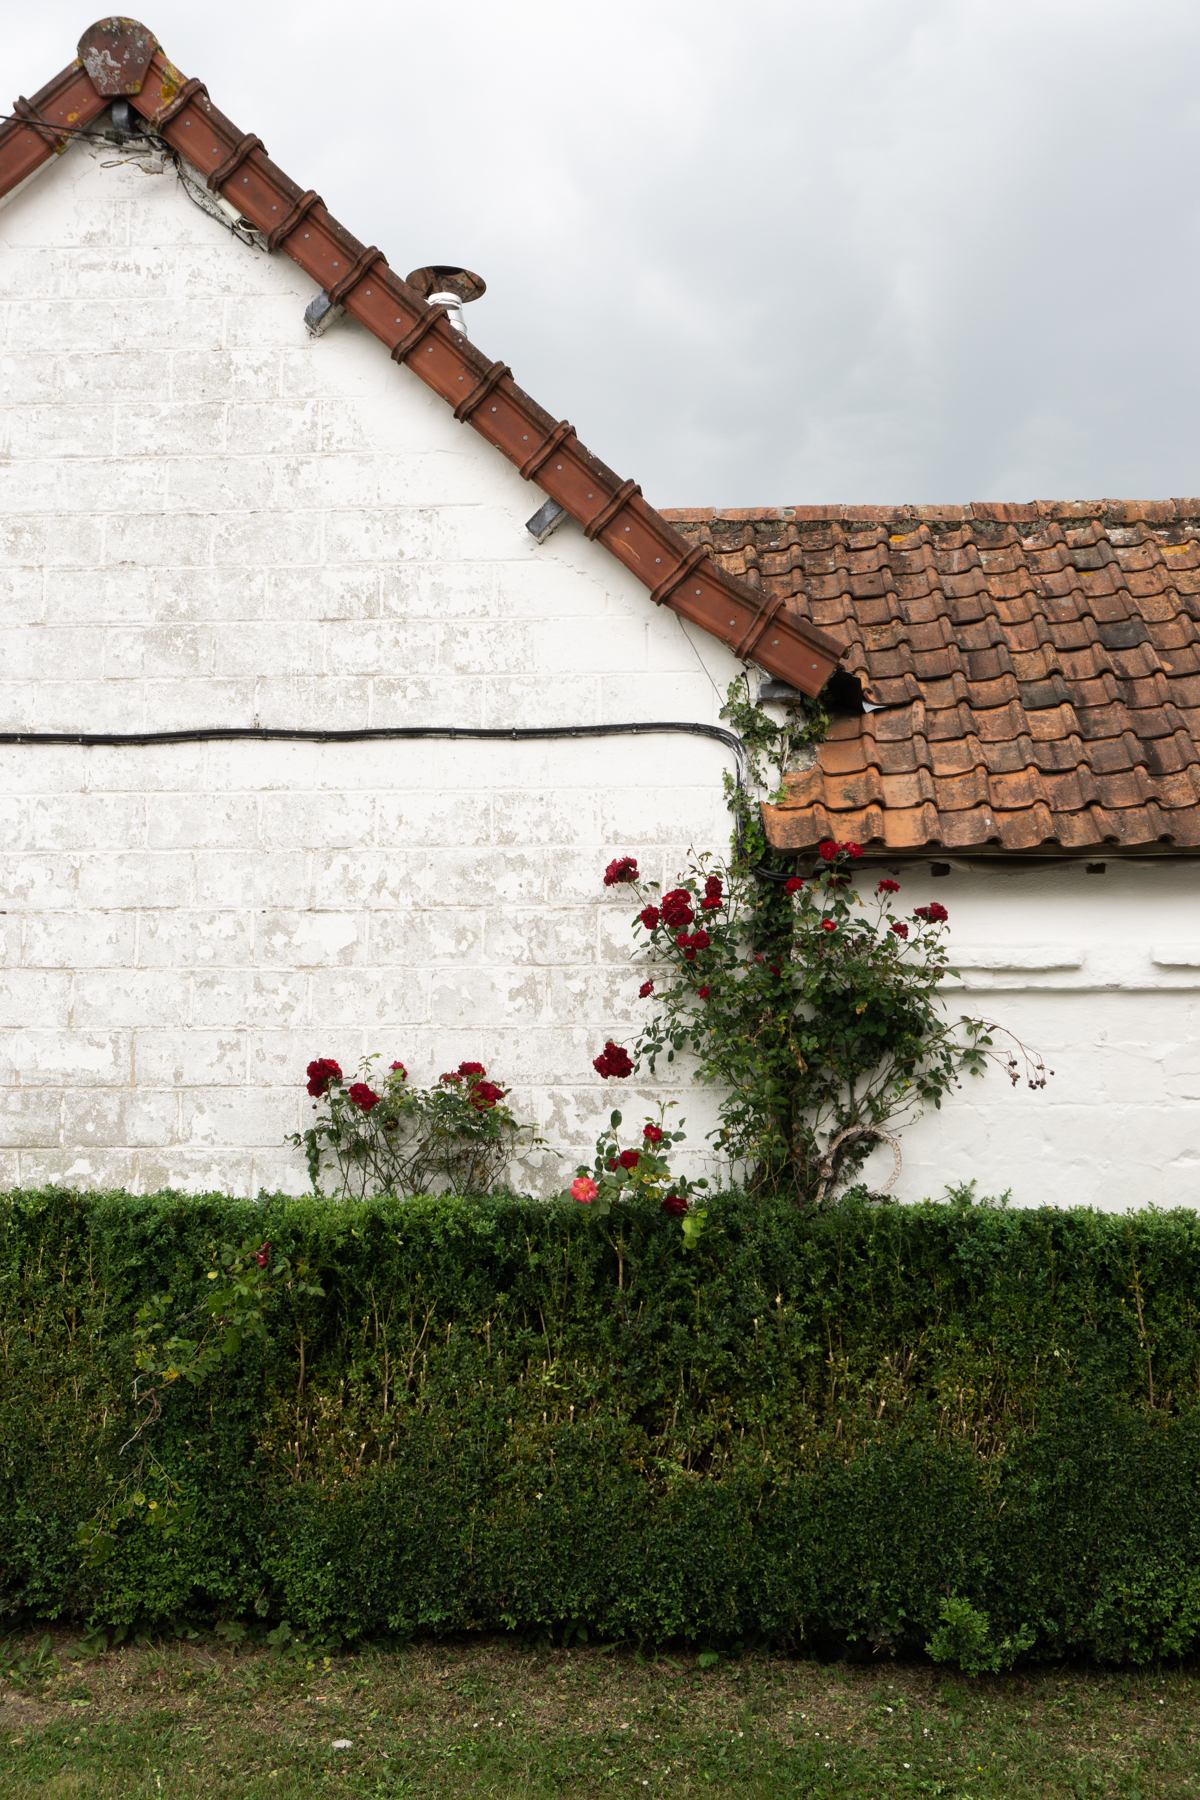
(1, 719, 803, 875)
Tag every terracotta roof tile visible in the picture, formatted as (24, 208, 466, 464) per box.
(662, 502, 1200, 855)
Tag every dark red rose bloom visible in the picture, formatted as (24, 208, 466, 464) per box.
(914, 902, 949, 924)
(660, 888, 694, 930)
(348, 1081, 381, 1111)
(306, 1057, 342, 1098)
(607, 1156, 618, 1169)
(684, 949, 697, 962)
(690, 929, 710, 951)
(457, 1061, 486, 1078)
(593, 1041, 633, 1079)
(255, 1241, 271, 1269)
(603, 855, 640, 887)
(785, 876, 804, 894)
(821, 919, 837, 933)
(661, 1194, 688, 1218)
(700, 896, 722, 912)
(618, 1149, 640, 1170)
(844, 841, 863, 859)
(891, 920, 909, 940)
(877, 879, 900, 894)
(697, 984, 711, 999)
(639, 980, 654, 998)
(818, 840, 839, 861)
(389, 1060, 407, 1078)
(639, 905, 660, 930)
(643, 1124, 663, 1143)
(704, 874, 722, 897)
(470, 1080, 504, 1111)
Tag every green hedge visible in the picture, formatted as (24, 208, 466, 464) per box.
(4, 1184, 1200, 1664)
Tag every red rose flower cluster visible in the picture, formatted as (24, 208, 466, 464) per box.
(877, 878, 900, 895)
(639, 905, 660, 930)
(348, 1081, 381, 1112)
(438, 1060, 504, 1109)
(306, 1057, 342, 1098)
(255, 1241, 271, 1269)
(593, 1041, 633, 1079)
(700, 874, 723, 912)
(603, 856, 640, 887)
(914, 902, 949, 924)
(784, 876, 804, 894)
(661, 1194, 688, 1217)
(818, 840, 863, 861)
(660, 887, 694, 930)
(642, 1123, 663, 1143)
(891, 920, 909, 940)
(676, 927, 710, 962)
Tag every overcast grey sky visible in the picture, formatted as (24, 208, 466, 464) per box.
(9, 1, 1200, 508)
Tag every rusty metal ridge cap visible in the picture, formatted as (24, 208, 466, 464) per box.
(0, 23, 843, 699)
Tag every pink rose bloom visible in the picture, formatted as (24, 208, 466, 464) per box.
(571, 1176, 598, 1205)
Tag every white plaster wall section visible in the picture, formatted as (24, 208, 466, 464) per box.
(855, 859, 1200, 1208)
(0, 136, 744, 1196)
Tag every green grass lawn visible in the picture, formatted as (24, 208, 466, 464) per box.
(2, 1630, 1197, 1797)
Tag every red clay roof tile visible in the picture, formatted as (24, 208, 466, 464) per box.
(663, 503, 1200, 855)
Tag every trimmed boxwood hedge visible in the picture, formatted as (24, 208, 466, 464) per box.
(4, 1183, 1200, 1663)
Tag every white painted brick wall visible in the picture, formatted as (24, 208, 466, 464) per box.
(4, 136, 1200, 1208)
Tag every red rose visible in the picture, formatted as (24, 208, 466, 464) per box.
(914, 902, 949, 924)
(661, 1194, 688, 1217)
(643, 1124, 663, 1143)
(618, 1149, 640, 1170)
(593, 1041, 633, 1080)
(690, 929, 710, 951)
(348, 1081, 381, 1112)
(891, 920, 909, 940)
(700, 897, 722, 912)
(470, 1080, 504, 1111)
(255, 1241, 271, 1269)
(820, 920, 837, 934)
(305, 1057, 342, 1098)
(845, 842, 863, 859)
(440, 1071, 462, 1085)
(769, 963, 781, 976)
(818, 840, 839, 861)
(457, 1061, 486, 1078)
(389, 1060, 408, 1078)
(704, 875, 722, 898)
(785, 876, 804, 895)
(639, 980, 654, 998)
(697, 984, 711, 999)
(603, 856, 639, 887)
(607, 1156, 619, 1169)
(877, 879, 900, 894)
(660, 888, 694, 930)
(639, 905, 660, 930)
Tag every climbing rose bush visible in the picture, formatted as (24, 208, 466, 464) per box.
(289, 1056, 541, 1200)
(597, 846, 1048, 1204)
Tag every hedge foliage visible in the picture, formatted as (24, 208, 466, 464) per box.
(4, 1184, 1200, 1666)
